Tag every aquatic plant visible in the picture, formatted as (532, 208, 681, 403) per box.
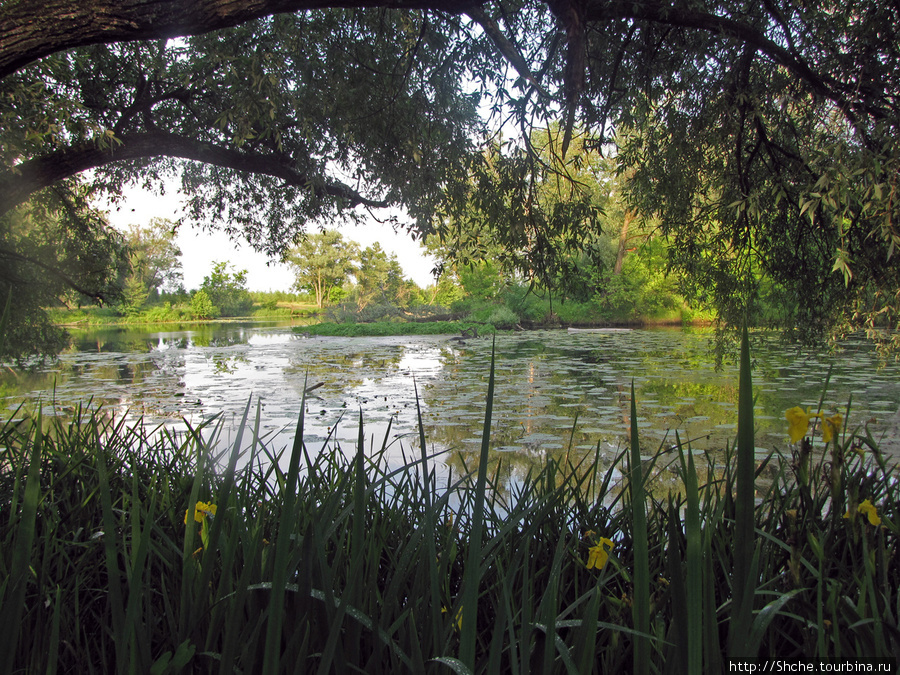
(1, 331, 898, 673)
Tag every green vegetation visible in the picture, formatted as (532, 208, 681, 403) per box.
(4, 2, 900, 361)
(2, 333, 898, 673)
(303, 319, 491, 337)
(45, 258, 322, 330)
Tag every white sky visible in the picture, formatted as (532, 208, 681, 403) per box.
(103, 186, 438, 292)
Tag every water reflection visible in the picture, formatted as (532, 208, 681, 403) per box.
(1, 325, 898, 482)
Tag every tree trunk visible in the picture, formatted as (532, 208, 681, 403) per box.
(613, 209, 634, 276)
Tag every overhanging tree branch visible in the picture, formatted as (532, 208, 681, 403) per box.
(0, 131, 390, 217)
(0, 0, 483, 80)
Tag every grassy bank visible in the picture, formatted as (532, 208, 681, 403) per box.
(301, 319, 493, 337)
(2, 333, 898, 673)
(48, 301, 321, 327)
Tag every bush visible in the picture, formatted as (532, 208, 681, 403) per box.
(486, 305, 519, 329)
(501, 284, 549, 323)
(190, 289, 219, 320)
(200, 262, 254, 317)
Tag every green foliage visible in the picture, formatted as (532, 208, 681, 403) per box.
(200, 262, 253, 317)
(1, 10, 480, 252)
(429, 273, 467, 308)
(121, 274, 150, 315)
(190, 289, 219, 320)
(457, 259, 504, 301)
(118, 217, 184, 318)
(484, 304, 519, 329)
(354, 242, 406, 309)
(3, 1, 900, 351)
(303, 320, 489, 337)
(122, 218, 183, 296)
(285, 230, 359, 308)
(501, 285, 549, 324)
(0, 191, 128, 363)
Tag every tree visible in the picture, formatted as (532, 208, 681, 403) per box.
(2, 0, 899, 352)
(285, 230, 359, 308)
(190, 289, 219, 320)
(119, 217, 183, 313)
(354, 242, 406, 309)
(199, 261, 254, 316)
(122, 218, 183, 297)
(430, 125, 613, 302)
(0, 9, 481, 249)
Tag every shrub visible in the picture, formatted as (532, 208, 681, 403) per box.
(486, 304, 519, 328)
(190, 289, 219, 320)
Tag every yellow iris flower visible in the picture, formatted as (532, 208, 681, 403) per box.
(844, 499, 882, 526)
(185, 501, 217, 525)
(785, 408, 843, 444)
(786, 406, 813, 443)
(586, 537, 615, 570)
(822, 414, 842, 443)
(442, 606, 462, 631)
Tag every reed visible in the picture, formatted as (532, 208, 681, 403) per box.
(1, 331, 898, 673)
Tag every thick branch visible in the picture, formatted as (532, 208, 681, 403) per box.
(0, 132, 390, 216)
(0, 0, 482, 80)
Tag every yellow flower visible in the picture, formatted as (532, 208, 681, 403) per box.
(786, 406, 813, 443)
(822, 414, 842, 443)
(844, 499, 882, 526)
(859, 500, 881, 526)
(586, 537, 615, 570)
(185, 501, 217, 525)
(786, 407, 844, 444)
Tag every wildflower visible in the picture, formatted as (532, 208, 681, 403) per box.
(786, 407, 813, 443)
(185, 501, 217, 552)
(586, 537, 615, 571)
(185, 501, 217, 525)
(786, 407, 843, 444)
(844, 499, 881, 526)
(822, 414, 842, 443)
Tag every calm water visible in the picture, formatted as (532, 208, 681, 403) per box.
(2, 324, 899, 478)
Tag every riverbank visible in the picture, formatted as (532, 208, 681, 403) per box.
(47, 302, 321, 328)
(297, 315, 710, 338)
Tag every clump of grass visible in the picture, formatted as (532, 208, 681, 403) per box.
(2, 332, 899, 673)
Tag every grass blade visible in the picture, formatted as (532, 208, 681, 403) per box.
(459, 335, 497, 669)
(729, 324, 758, 657)
(0, 411, 43, 671)
(629, 381, 650, 675)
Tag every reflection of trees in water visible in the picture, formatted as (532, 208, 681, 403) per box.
(68, 328, 157, 354)
(283, 346, 407, 401)
(420, 332, 755, 488)
(206, 352, 247, 375)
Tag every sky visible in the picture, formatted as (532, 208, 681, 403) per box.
(103, 186, 439, 292)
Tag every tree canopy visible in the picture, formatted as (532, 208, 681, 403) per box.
(286, 229, 359, 308)
(1, 0, 899, 356)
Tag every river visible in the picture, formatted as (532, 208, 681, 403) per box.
(2, 323, 899, 479)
